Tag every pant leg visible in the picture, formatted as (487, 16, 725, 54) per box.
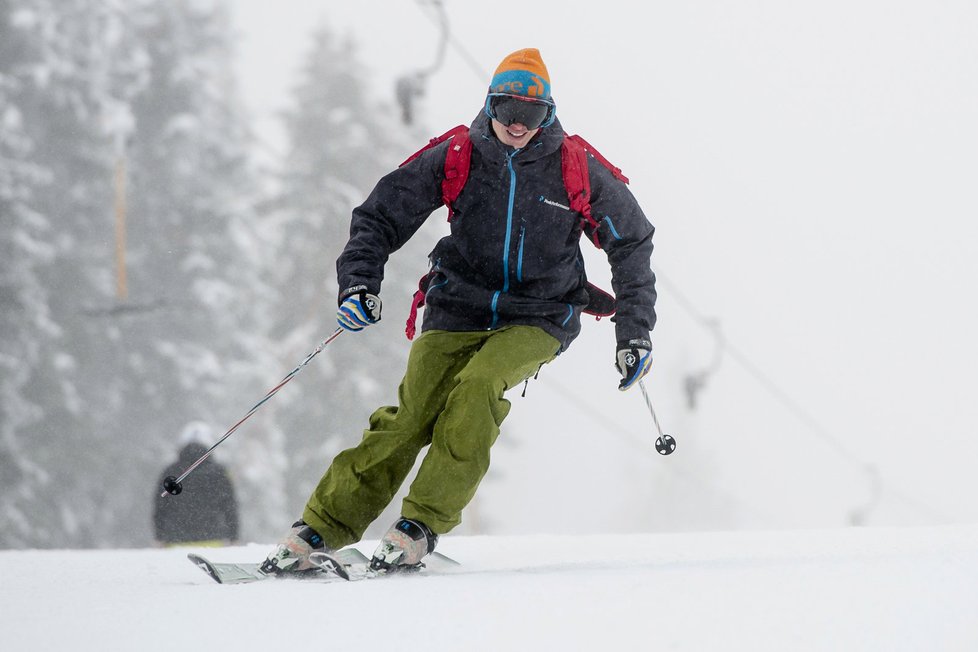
(401, 325, 561, 533)
(302, 330, 485, 549)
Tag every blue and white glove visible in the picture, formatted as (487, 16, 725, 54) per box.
(616, 338, 652, 391)
(337, 288, 382, 332)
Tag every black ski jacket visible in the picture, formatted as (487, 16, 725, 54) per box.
(337, 111, 656, 351)
(153, 444, 239, 544)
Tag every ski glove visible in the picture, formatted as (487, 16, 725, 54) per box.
(616, 338, 653, 391)
(337, 288, 382, 332)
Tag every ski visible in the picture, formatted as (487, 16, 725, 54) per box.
(188, 549, 459, 585)
(309, 550, 460, 581)
(187, 548, 368, 585)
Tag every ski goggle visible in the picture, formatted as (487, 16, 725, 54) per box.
(484, 93, 556, 130)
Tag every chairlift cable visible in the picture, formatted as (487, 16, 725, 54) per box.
(412, 0, 489, 81)
(655, 268, 950, 523)
(541, 375, 781, 524)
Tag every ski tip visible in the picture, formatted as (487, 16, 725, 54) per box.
(187, 553, 223, 584)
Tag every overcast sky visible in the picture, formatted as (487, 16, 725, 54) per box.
(229, 0, 978, 533)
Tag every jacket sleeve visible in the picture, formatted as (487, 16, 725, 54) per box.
(586, 158, 658, 343)
(335, 144, 448, 302)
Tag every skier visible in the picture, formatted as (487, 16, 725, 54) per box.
(262, 48, 656, 574)
(154, 421, 239, 546)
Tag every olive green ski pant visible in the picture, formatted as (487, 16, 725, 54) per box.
(302, 326, 560, 550)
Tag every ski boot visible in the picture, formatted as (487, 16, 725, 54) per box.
(370, 517, 438, 573)
(260, 520, 328, 575)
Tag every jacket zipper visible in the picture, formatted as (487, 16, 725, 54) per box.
(491, 148, 520, 328)
(516, 226, 526, 283)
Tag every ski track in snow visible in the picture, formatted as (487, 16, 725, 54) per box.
(2, 525, 977, 651)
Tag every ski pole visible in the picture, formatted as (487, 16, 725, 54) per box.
(160, 327, 344, 497)
(638, 379, 676, 455)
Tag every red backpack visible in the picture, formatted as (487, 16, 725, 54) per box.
(401, 126, 626, 339)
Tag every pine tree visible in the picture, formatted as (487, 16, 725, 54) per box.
(0, 0, 271, 548)
(261, 24, 441, 530)
(0, 0, 135, 547)
(121, 0, 279, 545)
(0, 0, 58, 547)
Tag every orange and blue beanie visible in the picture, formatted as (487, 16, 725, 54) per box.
(488, 48, 551, 100)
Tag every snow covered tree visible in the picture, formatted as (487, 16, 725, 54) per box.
(0, 0, 135, 548)
(117, 0, 283, 545)
(259, 25, 440, 529)
(0, 0, 57, 547)
(0, 1, 449, 548)
(0, 0, 271, 548)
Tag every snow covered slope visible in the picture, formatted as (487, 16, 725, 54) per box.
(2, 525, 976, 651)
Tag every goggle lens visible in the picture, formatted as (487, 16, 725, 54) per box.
(488, 95, 554, 130)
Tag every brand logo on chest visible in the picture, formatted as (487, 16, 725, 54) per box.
(539, 195, 571, 211)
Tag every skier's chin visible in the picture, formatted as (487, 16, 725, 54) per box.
(506, 130, 536, 148)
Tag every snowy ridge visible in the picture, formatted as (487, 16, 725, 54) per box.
(2, 525, 976, 651)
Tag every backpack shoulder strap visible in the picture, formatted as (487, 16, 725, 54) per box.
(565, 134, 629, 184)
(560, 134, 629, 249)
(399, 124, 469, 167)
(441, 127, 472, 221)
(400, 125, 472, 222)
(560, 135, 600, 247)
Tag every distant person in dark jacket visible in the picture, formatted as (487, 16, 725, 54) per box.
(154, 421, 239, 546)
(263, 48, 656, 575)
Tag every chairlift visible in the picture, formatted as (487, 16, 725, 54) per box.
(684, 319, 724, 410)
(395, 0, 449, 125)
